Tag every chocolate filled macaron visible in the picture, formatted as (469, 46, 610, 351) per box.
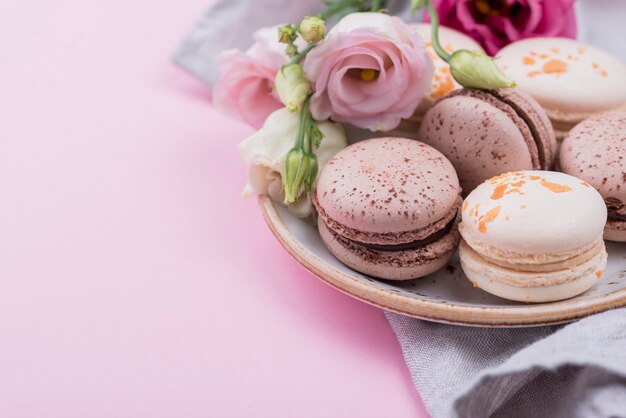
(498, 37, 626, 141)
(313, 137, 462, 280)
(459, 171, 608, 303)
(418, 88, 557, 194)
(559, 111, 626, 242)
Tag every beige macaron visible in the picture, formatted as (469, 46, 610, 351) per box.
(497, 37, 626, 142)
(459, 171, 608, 303)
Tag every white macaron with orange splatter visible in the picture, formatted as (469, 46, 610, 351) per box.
(459, 170, 608, 303)
(497, 37, 626, 140)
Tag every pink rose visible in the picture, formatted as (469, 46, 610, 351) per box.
(427, 0, 577, 55)
(213, 26, 288, 129)
(303, 13, 434, 132)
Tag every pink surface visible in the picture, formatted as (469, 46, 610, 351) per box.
(0, 1, 427, 417)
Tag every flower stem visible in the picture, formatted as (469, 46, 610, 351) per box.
(288, 43, 316, 65)
(294, 96, 311, 150)
(371, 0, 382, 12)
(426, 0, 451, 62)
(296, 94, 312, 154)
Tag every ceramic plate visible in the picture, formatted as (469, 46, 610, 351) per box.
(259, 195, 626, 327)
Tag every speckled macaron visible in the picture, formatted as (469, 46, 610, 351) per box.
(459, 171, 608, 303)
(559, 110, 626, 242)
(392, 24, 484, 137)
(313, 137, 462, 280)
(418, 88, 557, 194)
(498, 37, 626, 140)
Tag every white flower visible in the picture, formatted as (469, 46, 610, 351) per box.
(238, 108, 348, 218)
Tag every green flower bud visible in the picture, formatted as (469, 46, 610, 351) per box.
(278, 25, 297, 44)
(448, 50, 516, 90)
(298, 16, 326, 43)
(275, 64, 311, 112)
(304, 153, 318, 192)
(285, 44, 298, 57)
(283, 148, 309, 204)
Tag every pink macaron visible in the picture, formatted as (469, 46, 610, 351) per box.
(559, 110, 626, 242)
(313, 137, 462, 280)
(418, 88, 557, 194)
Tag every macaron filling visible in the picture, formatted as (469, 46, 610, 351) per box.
(459, 239, 606, 288)
(606, 198, 626, 221)
(344, 216, 456, 252)
(312, 193, 461, 246)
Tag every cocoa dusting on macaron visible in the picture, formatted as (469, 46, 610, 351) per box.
(418, 88, 556, 194)
(559, 110, 626, 242)
(313, 137, 462, 281)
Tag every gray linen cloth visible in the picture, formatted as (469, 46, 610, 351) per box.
(174, 1, 626, 416)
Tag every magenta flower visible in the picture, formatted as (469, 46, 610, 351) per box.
(303, 12, 434, 132)
(427, 0, 577, 55)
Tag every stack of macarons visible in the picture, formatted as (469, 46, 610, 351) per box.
(309, 31, 625, 304)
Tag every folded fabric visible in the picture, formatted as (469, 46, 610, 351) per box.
(386, 309, 626, 417)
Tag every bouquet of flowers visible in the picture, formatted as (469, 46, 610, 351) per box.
(213, 0, 577, 219)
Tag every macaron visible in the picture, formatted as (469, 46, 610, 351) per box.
(313, 137, 462, 280)
(418, 88, 557, 194)
(459, 171, 608, 303)
(393, 24, 484, 137)
(559, 110, 626, 242)
(497, 37, 626, 141)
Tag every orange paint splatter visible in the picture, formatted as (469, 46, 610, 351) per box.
(530, 51, 538, 56)
(600, 70, 608, 77)
(520, 205, 527, 209)
(592, 62, 599, 69)
(505, 216, 510, 221)
(431, 74, 455, 99)
(550, 48, 560, 54)
(491, 184, 508, 200)
(511, 181, 525, 187)
(539, 54, 548, 59)
(540, 180, 572, 193)
(523, 56, 535, 65)
(440, 67, 450, 73)
(596, 271, 603, 278)
(578, 47, 586, 54)
(580, 182, 591, 188)
(529, 175, 541, 181)
(444, 43, 453, 53)
(543, 59, 567, 74)
(527, 70, 541, 78)
(505, 188, 524, 196)
(477, 206, 502, 233)
(463, 200, 469, 212)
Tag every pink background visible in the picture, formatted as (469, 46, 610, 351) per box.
(0, 0, 427, 416)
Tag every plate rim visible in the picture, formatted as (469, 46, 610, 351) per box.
(259, 195, 626, 327)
